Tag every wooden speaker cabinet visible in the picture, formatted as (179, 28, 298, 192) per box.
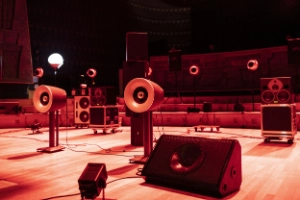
(261, 104, 297, 144)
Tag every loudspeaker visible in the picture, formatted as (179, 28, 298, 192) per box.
(287, 38, 300, 65)
(74, 96, 90, 124)
(142, 135, 242, 197)
(78, 163, 108, 199)
(261, 104, 296, 132)
(168, 49, 182, 71)
(89, 86, 116, 106)
(123, 61, 149, 117)
(90, 106, 119, 126)
(33, 85, 66, 113)
(260, 77, 293, 104)
(126, 32, 148, 61)
(124, 78, 164, 113)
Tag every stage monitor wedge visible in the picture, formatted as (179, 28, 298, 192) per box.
(142, 135, 242, 198)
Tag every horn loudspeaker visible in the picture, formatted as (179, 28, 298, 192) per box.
(124, 78, 164, 113)
(33, 85, 67, 113)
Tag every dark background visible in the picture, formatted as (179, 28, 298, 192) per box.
(11, 0, 300, 97)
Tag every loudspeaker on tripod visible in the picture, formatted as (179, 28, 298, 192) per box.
(142, 135, 242, 197)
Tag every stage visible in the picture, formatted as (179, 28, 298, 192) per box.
(0, 125, 300, 200)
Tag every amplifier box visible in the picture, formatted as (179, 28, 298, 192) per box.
(89, 106, 119, 129)
(261, 104, 297, 143)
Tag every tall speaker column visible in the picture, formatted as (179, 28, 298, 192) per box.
(123, 32, 149, 146)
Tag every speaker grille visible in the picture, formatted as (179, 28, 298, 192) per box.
(142, 135, 241, 197)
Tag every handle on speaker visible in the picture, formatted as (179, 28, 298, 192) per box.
(33, 85, 67, 113)
(189, 65, 200, 75)
(124, 78, 164, 113)
(247, 59, 258, 71)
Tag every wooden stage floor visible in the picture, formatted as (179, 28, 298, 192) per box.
(0, 125, 300, 200)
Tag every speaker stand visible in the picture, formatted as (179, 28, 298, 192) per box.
(129, 111, 153, 164)
(187, 75, 200, 112)
(37, 111, 64, 153)
(165, 72, 184, 104)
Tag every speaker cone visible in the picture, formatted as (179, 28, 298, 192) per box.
(79, 97, 90, 109)
(247, 59, 258, 71)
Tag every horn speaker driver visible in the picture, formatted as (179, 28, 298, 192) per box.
(33, 85, 67, 113)
(124, 78, 164, 113)
(142, 135, 242, 197)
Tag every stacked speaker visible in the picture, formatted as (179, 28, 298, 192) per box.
(260, 77, 297, 143)
(73, 86, 117, 128)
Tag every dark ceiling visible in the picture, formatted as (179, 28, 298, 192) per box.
(26, 0, 300, 93)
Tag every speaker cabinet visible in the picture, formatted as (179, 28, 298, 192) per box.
(78, 163, 108, 199)
(261, 104, 297, 142)
(74, 96, 90, 126)
(168, 49, 182, 71)
(142, 135, 242, 197)
(260, 77, 293, 104)
(126, 32, 148, 61)
(90, 106, 119, 127)
(288, 38, 300, 65)
(130, 117, 144, 146)
(89, 86, 116, 106)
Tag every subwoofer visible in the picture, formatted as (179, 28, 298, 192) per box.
(74, 96, 90, 125)
(33, 85, 66, 113)
(142, 135, 242, 197)
(260, 77, 293, 104)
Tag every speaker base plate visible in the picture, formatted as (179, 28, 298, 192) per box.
(37, 145, 65, 153)
(129, 155, 148, 164)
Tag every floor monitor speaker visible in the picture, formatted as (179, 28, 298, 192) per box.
(142, 135, 242, 197)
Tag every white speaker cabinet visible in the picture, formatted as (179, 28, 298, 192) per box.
(89, 106, 120, 134)
(261, 104, 297, 144)
(74, 96, 90, 128)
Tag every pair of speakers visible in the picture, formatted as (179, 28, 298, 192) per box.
(260, 77, 293, 104)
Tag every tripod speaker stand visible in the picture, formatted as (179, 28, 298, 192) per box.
(187, 65, 200, 112)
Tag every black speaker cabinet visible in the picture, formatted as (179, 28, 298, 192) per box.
(126, 32, 148, 61)
(89, 86, 116, 106)
(78, 163, 108, 199)
(90, 106, 119, 128)
(74, 96, 90, 126)
(260, 77, 293, 104)
(287, 38, 300, 65)
(168, 49, 182, 71)
(261, 104, 297, 141)
(142, 135, 242, 197)
(130, 117, 144, 146)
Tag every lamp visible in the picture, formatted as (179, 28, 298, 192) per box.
(48, 53, 64, 86)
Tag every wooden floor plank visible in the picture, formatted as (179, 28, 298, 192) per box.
(0, 126, 299, 200)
